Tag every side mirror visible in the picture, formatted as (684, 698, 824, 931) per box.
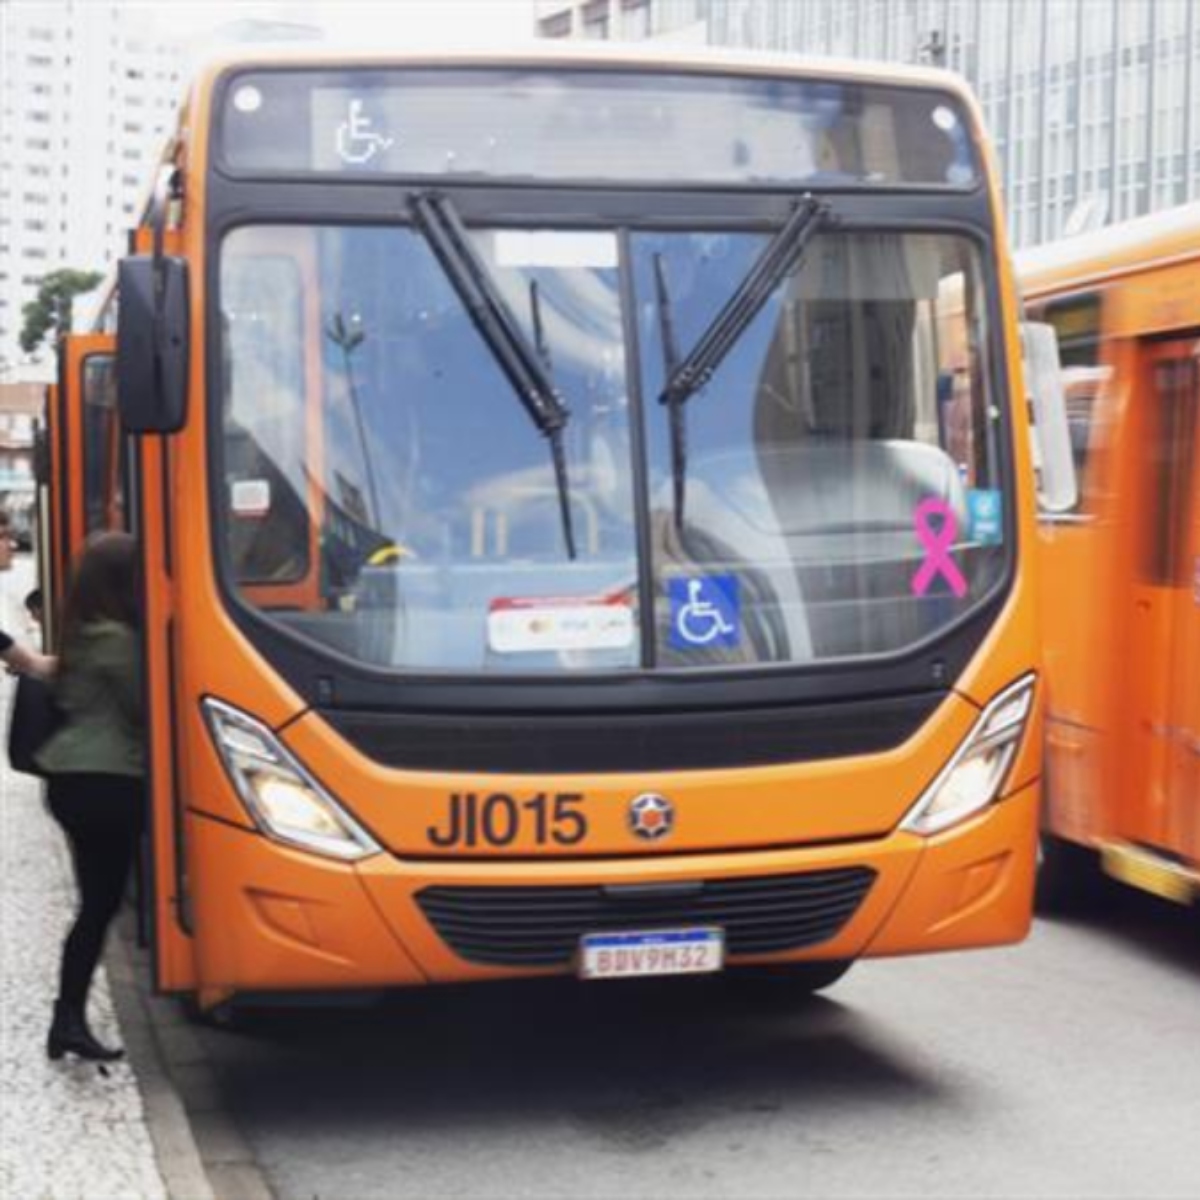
(116, 255, 189, 433)
(1021, 321, 1078, 514)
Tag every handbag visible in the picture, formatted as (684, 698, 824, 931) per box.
(7, 673, 64, 777)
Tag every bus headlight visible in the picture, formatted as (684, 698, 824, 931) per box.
(900, 675, 1036, 837)
(202, 698, 381, 862)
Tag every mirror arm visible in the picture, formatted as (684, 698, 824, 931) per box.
(144, 166, 184, 419)
(149, 166, 181, 372)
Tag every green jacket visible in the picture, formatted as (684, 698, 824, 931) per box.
(37, 620, 145, 779)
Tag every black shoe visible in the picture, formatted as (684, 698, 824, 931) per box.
(47, 1000, 124, 1063)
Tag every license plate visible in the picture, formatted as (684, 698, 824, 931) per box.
(578, 927, 724, 980)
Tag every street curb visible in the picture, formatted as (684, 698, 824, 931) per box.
(109, 916, 278, 1200)
(107, 928, 217, 1200)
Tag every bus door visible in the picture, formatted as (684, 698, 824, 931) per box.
(128, 425, 197, 991)
(1125, 338, 1199, 854)
(1165, 345, 1200, 865)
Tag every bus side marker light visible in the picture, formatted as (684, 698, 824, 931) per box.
(202, 698, 382, 862)
(900, 675, 1036, 837)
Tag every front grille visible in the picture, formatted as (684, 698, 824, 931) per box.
(319, 692, 943, 774)
(415, 868, 877, 968)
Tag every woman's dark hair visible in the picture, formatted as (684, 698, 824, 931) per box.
(60, 531, 140, 642)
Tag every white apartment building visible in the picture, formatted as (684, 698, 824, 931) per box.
(0, 0, 186, 377)
(535, 0, 1200, 249)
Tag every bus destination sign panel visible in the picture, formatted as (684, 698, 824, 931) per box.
(217, 68, 980, 189)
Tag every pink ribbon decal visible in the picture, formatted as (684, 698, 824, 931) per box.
(911, 498, 967, 598)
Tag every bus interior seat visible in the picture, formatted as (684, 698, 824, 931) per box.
(684, 438, 967, 658)
(651, 474, 815, 665)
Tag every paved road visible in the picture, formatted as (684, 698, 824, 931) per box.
(183, 887, 1199, 1199)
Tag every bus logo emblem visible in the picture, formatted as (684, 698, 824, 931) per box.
(629, 793, 675, 841)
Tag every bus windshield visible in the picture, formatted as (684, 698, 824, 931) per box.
(218, 221, 1008, 673)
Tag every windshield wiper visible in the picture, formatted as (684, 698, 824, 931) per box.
(652, 252, 686, 534)
(656, 194, 833, 531)
(407, 190, 577, 560)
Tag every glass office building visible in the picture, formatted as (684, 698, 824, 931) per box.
(535, 0, 1200, 247)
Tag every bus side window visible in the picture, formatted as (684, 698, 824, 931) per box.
(82, 355, 121, 535)
(1031, 293, 1106, 510)
(1143, 354, 1199, 587)
(221, 251, 312, 590)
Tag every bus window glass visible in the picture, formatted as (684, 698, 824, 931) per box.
(82, 355, 122, 534)
(219, 224, 640, 671)
(634, 231, 1007, 664)
(1032, 293, 1106, 507)
(218, 226, 1009, 672)
(1144, 355, 1198, 586)
(221, 249, 309, 585)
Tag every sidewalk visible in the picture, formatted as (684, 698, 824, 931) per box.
(0, 558, 168, 1199)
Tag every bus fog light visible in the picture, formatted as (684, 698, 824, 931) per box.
(202, 699, 381, 862)
(901, 675, 1035, 837)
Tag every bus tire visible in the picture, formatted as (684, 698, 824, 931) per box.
(1036, 832, 1106, 913)
(727, 958, 852, 1001)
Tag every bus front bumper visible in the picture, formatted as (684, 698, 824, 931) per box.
(185, 784, 1037, 992)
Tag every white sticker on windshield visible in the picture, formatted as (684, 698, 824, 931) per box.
(488, 594, 634, 654)
(231, 478, 271, 519)
(493, 231, 618, 270)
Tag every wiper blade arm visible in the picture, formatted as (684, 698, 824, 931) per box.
(407, 190, 577, 559)
(656, 194, 832, 535)
(528, 277, 576, 562)
(652, 252, 688, 534)
(660, 194, 832, 411)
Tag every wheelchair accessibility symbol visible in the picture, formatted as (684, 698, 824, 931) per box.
(335, 98, 394, 166)
(669, 575, 740, 650)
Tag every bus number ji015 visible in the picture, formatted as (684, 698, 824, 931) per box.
(426, 792, 588, 848)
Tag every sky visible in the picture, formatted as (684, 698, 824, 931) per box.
(140, 0, 538, 46)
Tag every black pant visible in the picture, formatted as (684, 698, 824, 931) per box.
(47, 774, 144, 1010)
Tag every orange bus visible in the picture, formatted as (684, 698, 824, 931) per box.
(58, 46, 1071, 1014)
(1021, 203, 1200, 909)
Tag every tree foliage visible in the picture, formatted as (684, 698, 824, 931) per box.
(19, 269, 104, 355)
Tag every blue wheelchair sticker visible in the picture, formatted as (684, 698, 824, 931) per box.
(967, 488, 1004, 545)
(668, 575, 740, 651)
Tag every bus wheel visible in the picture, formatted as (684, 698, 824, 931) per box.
(1036, 833, 1106, 913)
(726, 959, 852, 1002)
